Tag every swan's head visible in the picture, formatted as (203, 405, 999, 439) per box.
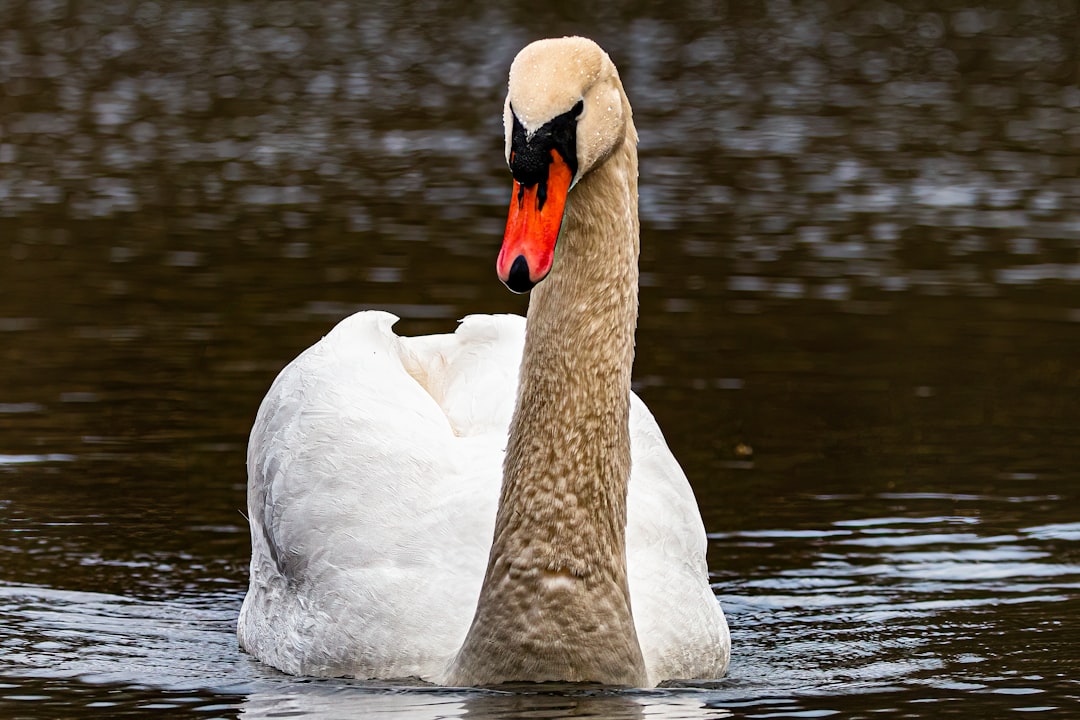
(496, 36, 628, 293)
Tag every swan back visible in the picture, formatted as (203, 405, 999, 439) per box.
(239, 313, 523, 680)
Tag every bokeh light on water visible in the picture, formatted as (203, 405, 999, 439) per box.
(3, 0, 1077, 302)
(1, 0, 1078, 717)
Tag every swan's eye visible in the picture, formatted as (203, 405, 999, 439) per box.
(573, 99, 584, 120)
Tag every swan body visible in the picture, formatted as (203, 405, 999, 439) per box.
(239, 36, 730, 687)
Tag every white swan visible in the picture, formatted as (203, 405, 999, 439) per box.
(238, 36, 730, 688)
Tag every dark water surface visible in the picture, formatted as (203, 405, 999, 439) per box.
(2, 1, 1079, 717)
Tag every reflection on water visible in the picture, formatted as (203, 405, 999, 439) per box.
(240, 685, 726, 719)
(1, 0, 1079, 717)
(716, 496, 1080, 702)
(1, 492, 1077, 716)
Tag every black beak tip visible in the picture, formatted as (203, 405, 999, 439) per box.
(504, 254, 535, 294)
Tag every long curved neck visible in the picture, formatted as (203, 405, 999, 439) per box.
(449, 119, 644, 687)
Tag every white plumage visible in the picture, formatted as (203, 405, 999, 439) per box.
(240, 311, 728, 685)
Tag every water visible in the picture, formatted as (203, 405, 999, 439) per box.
(2, 0, 1079, 716)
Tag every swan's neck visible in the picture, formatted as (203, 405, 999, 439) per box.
(450, 126, 645, 687)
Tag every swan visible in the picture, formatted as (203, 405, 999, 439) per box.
(237, 36, 730, 688)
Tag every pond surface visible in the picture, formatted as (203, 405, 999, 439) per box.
(1, 1, 1079, 717)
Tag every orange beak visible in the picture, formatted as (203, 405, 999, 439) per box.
(497, 150, 573, 293)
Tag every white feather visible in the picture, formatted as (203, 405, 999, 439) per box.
(238, 310, 729, 685)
